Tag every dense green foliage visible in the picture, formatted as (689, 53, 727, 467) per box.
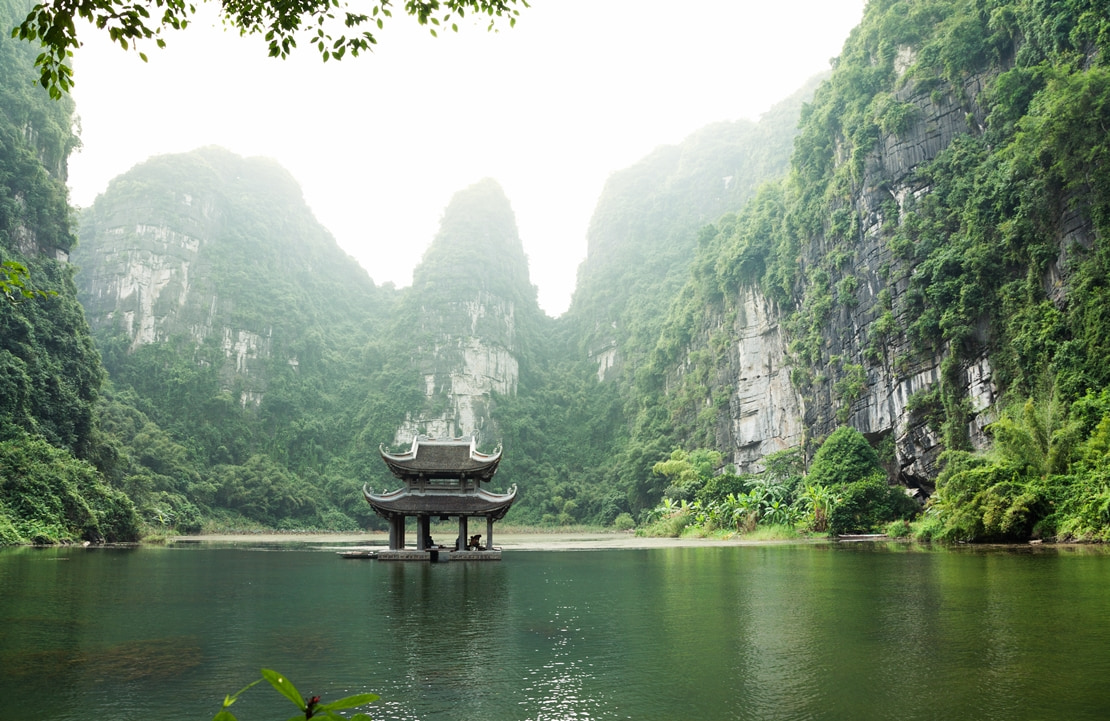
(6, 0, 1110, 544)
(641, 430, 916, 538)
(0, 0, 140, 544)
(0, 435, 138, 543)
(921, 390, 1110, 541)
(631, 0, 1110, 540)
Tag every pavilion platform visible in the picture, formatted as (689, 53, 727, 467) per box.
(340, 548, 502, 561)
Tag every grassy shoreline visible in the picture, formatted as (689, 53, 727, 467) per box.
(156, 525, 834, 551)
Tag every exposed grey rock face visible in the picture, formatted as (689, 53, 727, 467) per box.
(686, 68, 1014, 489)
(394, 179, 539, 445)
(395, 290, 521, 443)
(797, 70, 1001, 486)
(77, 215, 210, 350)
(73, 148, 378, 410)
(723, 288, 806, 473)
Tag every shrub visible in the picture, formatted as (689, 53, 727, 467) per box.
(0, 435, 140, 544)
(808, 427, 883, 487)
(829, 474, 918, 534)
(884, 519, 912, 537)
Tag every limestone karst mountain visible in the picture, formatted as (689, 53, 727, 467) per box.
(74, 146, 384, 406)
(640, 0, 1110, 523)
(391, 178, 545, 444)
(6, 0, 1110, 542)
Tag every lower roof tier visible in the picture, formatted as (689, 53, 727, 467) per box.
(363, 484, 517, 521)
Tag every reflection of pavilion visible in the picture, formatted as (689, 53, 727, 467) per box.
(363, 436, 517, 561)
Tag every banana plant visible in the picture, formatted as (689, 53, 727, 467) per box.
(795, 483, 840, 532)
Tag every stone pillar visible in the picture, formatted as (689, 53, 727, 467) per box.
(388, 516, 398, 549)
(486, 516, 494, 550)
(417, 516, 429, 551)
(397, 515, 406, 550)
(458, 516, 468, 551)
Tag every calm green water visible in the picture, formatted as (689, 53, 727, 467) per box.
(2, 542, 1109, 720)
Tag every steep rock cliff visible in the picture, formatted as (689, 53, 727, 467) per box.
(74, 147, 382, 409)
(393, 179, 541, 443)
(785, 66, 1003, 488)
(656, 0, 1109, 497)
(565, 77, 825, 381)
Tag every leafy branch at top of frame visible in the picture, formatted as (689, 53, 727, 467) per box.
(11, 0, 529, 100)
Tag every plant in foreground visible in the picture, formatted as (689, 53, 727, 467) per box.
(213, 669, 378, 720)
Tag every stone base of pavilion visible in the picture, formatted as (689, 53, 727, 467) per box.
(376, 548, 502, 562)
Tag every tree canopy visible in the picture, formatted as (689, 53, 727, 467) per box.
(11, 0, 530, 98)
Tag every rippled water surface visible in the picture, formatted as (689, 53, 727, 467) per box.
(3, 542, 1109, 720)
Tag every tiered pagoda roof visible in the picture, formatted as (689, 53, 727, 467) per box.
(364, 436, 516, 521)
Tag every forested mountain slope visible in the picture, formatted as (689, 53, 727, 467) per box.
(643, 0, 1110, 540)
(564, 77, 825, 379)
(71, 147, 419, 530)
(0, 0, 137, 544)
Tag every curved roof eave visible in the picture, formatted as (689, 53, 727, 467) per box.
(362, 484, 518, 520)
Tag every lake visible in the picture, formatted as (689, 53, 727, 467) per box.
(2, 541, 1109, 720)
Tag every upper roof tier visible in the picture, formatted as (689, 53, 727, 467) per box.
(380, 436, 502, 482)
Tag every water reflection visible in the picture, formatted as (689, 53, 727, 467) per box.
(2, 543, 1110, 720)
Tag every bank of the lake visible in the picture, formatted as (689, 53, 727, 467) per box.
(168, 529, 823, 551)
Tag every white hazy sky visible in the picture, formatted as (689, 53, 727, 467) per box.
(66, 0, 866, 316)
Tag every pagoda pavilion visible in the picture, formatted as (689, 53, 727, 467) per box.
(363, 435, 517, 560)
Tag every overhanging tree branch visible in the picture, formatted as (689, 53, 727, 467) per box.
(11, 0, 529, 99)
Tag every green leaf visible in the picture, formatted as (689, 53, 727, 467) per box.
(211, 711, 238, 721)
(317, 692, 380, 712)
(224, 677, 262, 707)
(261, 669, 306, 710)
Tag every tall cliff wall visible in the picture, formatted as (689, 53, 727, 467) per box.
(74, 147, 381, 409)
(656, 0, 1108, 495)
(392, 179, 541, 445)
(784, 65, 1003, 489)
(566, 78, 824, 382)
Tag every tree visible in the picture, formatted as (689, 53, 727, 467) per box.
(12, 0, 531, 98)
(1, 260, 55, 303)
(806, 426, 883, 488)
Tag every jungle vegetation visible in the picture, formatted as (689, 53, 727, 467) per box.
(0, 0, 139, 543)
(637, 0, 1110, 541)
(3, 0, 1110, 544)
